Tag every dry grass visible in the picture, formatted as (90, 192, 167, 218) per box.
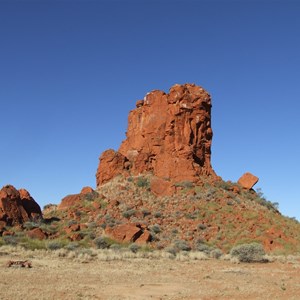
(1, 246, 300, 299)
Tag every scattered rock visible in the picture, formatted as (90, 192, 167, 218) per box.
(6, 260, 32, 268)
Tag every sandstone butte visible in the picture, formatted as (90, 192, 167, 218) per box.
(0, 185, 42, 230)
(96, 83, 218, 192)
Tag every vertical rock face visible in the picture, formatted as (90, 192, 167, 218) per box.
(96, 83, 216, 187)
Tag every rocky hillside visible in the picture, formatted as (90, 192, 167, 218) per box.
(1, 84, 300, 254)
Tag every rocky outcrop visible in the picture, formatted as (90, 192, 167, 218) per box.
(0, 185, 42, 228)
(58, 186, 98, 210)
(19, 189, 42, 220)
(96, 83, 216, 188)
(238, 172, 259, 190)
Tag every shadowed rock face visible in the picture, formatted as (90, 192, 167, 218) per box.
(96, 83, 216, 187)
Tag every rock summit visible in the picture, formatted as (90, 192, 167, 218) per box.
(96, 83, 216, 188)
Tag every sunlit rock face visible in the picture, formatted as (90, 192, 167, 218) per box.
(96, 83, 216, 188)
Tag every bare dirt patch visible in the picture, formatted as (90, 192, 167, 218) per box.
(1, 249, 300, 300)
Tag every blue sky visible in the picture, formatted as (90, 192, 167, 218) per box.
(1, 0, 299, 220)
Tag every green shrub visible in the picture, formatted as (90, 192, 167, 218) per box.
(94, 236, 115, 249)
(154, 211, 162, 218)
(23, 221, 39, 230)
(43, 203, 57, 210)
(174, 240, 191, 251)
(136, 177, 150, 188)
(215, 180, 232, 190)
(3, 235, 18, 246)
(129, 243, 140, 253)
(210, 248, 223, 259)
(150, 224, 161, 234)
(47, 240, 66, 250)
(197, 224, 207, 230)
(65, 242, 80, 251)
(20, 237, 46, 250)
(122, 209, 136, 219)
(142, 208, 151, 217)
(230, 243, 266, 262)
(174, 181, 194, 188)
(195, 242, 213, 254)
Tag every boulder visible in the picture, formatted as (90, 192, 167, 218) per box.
(150, 177, 174, 196)
(135, 230, 152, 244)
(96, 83, 216, 188)
(19, 188, 42, 221)
(27, 227, 47, 240)
(238, 172, 259, 189)
(105, 224, 143, 242)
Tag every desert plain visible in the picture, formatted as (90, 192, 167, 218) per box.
(1, 246, 300, 300)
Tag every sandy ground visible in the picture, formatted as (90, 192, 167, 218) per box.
(1, 249, 300, 300)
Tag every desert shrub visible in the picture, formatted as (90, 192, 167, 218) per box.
(142, 208, 151, 217)
(80, 191, 98, 202)
(43, 203, 57, 210)
(3, 235, 18, 246)
(122, 209, 136, 219)
(47, 240, 66, 250)
(215, 180, 232, 190)
(195, 242, 214, 254)
(65, 242, 80, 251)
(67, 220, 78, 226)
(23, 221, 39, 230)
(154, 211, 162, 218)
(136, 177, 150, 188)
(39, 223, 58, 234)
(174, 240, 191, 252)
(94, 236, 114, 249)
(171, 228, 178, 234)
(197, 224, 207, 230)
(230, 242, 266, 262)
(20, 237, 46, 250)
(110, 243, 121, 250)
(174, 181, 194, 189)
(88, 232, 96, 240)
(100, 223, 107, 229)
(210, 248, 223, 259)
(150, 224, 161, 234)
(129, 243, 140, 253)
(165, 246, 177, 256)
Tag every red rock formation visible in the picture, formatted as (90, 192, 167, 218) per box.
(105, 224, 151, 244)
(238, 172, 259, 189)
(96, 83, 216, 188)
(27, 227, 47, 240)
(0, 185, 42, 228)
(58, 186, 98, 210)
(19, 188, 42, 220)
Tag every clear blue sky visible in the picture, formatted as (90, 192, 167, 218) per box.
(1, 0, 299, 220)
